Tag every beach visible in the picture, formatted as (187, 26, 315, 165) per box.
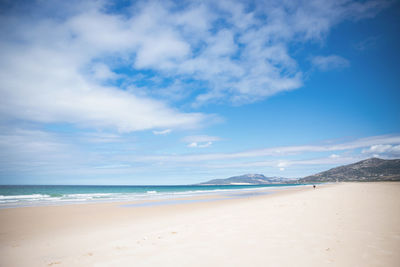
(0, 182, 399, 267)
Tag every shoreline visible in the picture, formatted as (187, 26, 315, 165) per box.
(0, 183, 310, 209)
(1, 182, 399, 266)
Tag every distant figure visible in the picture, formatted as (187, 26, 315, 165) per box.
(313, 185, 316, 189)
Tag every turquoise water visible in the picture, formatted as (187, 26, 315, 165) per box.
(0, 184, 302, 208)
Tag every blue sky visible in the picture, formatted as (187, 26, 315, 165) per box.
(0, 0, 399, 185)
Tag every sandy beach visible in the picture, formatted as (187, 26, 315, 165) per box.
(0, 182, 399, 267)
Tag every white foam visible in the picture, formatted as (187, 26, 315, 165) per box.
(0, 184, 303, 208)
(61, 193, 114, 199)
(0, 194, 49, 200)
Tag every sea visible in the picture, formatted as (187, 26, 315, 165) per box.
(0, 184, 303, 208)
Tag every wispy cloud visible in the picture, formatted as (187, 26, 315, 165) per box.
(0, 128, 79, 175)
(1, 124, 398, 182)
(311, 55, 350, 71)
(354, 36, 380, 51)
(0, 0, 395, 184)
(187, 142, 213, 148)
(362, 144, 400, 157)
(200, 155, 361, 170)
(183, 135, 221, 148)
(0, 0, 210, 133)
(136, 134, 400, 163)
(183, 135, 221, 143)
(153, 129, 172, 135)
(0, 0, 389, 132)
(80, 132, 123, 143)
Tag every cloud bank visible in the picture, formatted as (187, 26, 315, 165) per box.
(0, 0, 390, 133)
(2, 129, 399, 182)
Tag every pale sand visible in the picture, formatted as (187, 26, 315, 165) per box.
(0, 183, 399, 267)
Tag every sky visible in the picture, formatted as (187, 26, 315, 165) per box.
(0, 0, 399, 185)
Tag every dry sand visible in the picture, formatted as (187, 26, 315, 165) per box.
(0, 182, 399, 267)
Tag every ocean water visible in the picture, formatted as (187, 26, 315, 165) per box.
(0, 184, 302, 208)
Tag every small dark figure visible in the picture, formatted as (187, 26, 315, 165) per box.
(313, 185, 316, 189)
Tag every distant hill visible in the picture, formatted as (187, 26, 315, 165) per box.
(298, 158, 400, 183)
(198, 158, 400, 185)
(199, 174, 296, 185)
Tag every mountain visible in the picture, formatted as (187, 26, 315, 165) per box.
(199, 174, 296, 185)
(298, 158, 400, 183)
(198, 158, 400, 185)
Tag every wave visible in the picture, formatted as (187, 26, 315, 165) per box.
(61, 193, 114, 198)
(0, 184, 298, 208)
(0, 194, 50, 200)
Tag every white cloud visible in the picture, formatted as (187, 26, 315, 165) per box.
(184, 135, 220, 148)
(354, 36, 379, 51)
(90, 63, 121, 82)
(197, 155, 365, 171)
(362, 144, 400, 157)
(0, 127, 134, 176)
(94, 164, 131, 169)
(81, 132, 123, 143)
(132, 134, 400, 163)
(311, 55, 350, 71)
(0, 63, 206, 132)
(0, 0, 394, 182)
(187, 142, 198, 148)
(363, 144, 392, 153)
(0, 128, 79, 174)
(278, 161, 289, 168)
(0, 1, 209, 133)
(187, 141, 213, 148)
(183, 135, 221, 143)
(153, 129, 172, 135)
(0, 0, 388, 128)
(2, 124, 398, 180)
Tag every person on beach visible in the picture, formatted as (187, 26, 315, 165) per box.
(313, 185, 316, 189)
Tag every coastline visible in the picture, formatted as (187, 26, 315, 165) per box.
(1, 182, 399, 266)
(0, 183, 304, 209)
